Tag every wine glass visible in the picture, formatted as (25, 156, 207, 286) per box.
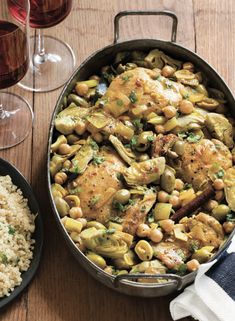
(8, 0, 76, 92)
(0, 0, 32, 150)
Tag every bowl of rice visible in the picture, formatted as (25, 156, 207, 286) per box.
(0, 158, 43, 309)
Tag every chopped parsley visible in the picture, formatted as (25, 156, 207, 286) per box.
(89, 140, 99, 151)
(132, 118, 143, 131)
(8, 226, 15, 235)
(216, 169, 224, 178)
(147, 135, 154, 142)
(190, 241, 199, 253)
(68, 186, 82, 194)
(226, 212, 235, 223)
(0, 252, 8, 265)
(184, 183, 192, 190)
(121, 74, 133, 82)
(112, 200, 126, 212)
(92, 156, 105, 165)
(178, 131, 201, 143)
(90, 195, 100, 206)
(111, 216, 123, 224)
(147, 211, 155, 223)
(140, 205, 146, 213)
(183, 93, 190, 99)
(130, 136, 137, 148)
(177, 263, 187, 275)
(116, 99, 124, 107)
(129, 90, 138, 104)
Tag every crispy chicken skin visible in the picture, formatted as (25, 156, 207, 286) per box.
(181, 139, 232, 190)
(152, 133, 178, 157)
(104, 67, 182, 116)
(74, 147, 126, 223)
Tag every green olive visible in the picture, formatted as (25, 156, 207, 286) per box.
(136, 131, 154, 152)
(138, 153, 150, 162)
(212, 204, 230, 221)
(86, 252, 107, 269)
(135, 240, 153, 261)
(160, 169, 176, 193)
(114, 189, 131, 204)
(172, 140, 185, 156)
(54, 196, 70, 217)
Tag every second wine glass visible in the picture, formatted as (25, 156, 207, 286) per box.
(8, 0, 76, 92)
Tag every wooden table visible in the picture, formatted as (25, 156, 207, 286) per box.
(0, 0, 234, 320)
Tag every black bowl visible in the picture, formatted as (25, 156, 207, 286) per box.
(0, 158, 43, 309)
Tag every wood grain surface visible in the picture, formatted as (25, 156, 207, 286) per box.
(0, 0, 234, 320)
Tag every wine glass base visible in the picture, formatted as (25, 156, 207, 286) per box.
(0, 92, 33, 150)
(18, 35, 76, 92)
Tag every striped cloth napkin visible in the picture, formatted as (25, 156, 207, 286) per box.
(170, 237, 235, 321)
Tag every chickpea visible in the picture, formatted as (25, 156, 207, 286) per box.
(154, 125, 165, 134)
(186, 259, 200, 272)
(75, 121, 86, 135)
(213, 179, 224, 190)
(54, 172, 67, 185)
(161, 65, 175, 78)
(203, 199, 218, 211)
(158, 190, 170, 203)
(174, 179, 184, 191)
(160, 219, 175, 233)
(58, 143, 72, 155)
(75, 82, 89, 96)
(223, 221, 235, 234)
(69, 206, 83, 219)
(215, 190, 224, 202)
(76, 217, 87, 228)
(172, 190, 180, 196)
(136, 223, 151, 238)
(63, 159, 71, 170)
(114, 189, 131, 205)
(149, 228, 163, 243)
(138, 153, 150, 162)
(89, 74, 100, 81)
(179, 100, 194, 114)
(92, 132, 103, 143)
(183, 62, 194, 72)
(162, 106, 177, 119)
(169, 195, 180, 208)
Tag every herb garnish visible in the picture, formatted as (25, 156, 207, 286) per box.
(116, 99, 124, 107)
(0, 252, 8, 265)
(8, 226, 15, 235)
(132, 118, 143, 131)
(90, 195, 100, 206)
(121, 74, 133, 82)
(216, 169, 224, 178)
(129, 90, 138, 104)
(92, 156, 105, 165)
(178, 131, 201, 143)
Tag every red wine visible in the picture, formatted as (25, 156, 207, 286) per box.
(8, 0, 72, 29)
(0, 21, 28, 89)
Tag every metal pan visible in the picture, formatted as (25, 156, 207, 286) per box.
(47, 10, 235, 297)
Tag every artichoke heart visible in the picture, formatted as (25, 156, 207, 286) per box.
(87, 111, 111, 129)
(123, 157, 165, 186)
(70, 141, 95, 174)
(55, 103, 89, 135)
(224, 167, 235, 211)
(205, 113, 234, 148)
(109, 135, 136, 165)
(80, 227, 133, 259)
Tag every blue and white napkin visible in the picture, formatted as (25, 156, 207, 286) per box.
(170, 237, 235, 321)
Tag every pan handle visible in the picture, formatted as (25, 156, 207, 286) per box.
(113, 273, 183, 290)
(114, 10, 178, 44)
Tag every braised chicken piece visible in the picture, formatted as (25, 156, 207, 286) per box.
(180, 212, 224, 249)
(180, 139, 232, 190)
(73, 147, 126, 223)
(103, 67, 182, 118)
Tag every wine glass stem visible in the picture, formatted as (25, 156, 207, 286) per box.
(34, 29, 47, 64)
(0, 104, 9, 120)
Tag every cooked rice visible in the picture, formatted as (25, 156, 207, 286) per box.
(0, 175, 35, 297)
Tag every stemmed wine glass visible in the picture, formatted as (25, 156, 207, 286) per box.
(0, 0, 32, 150)
(8, 0, 75, 92)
